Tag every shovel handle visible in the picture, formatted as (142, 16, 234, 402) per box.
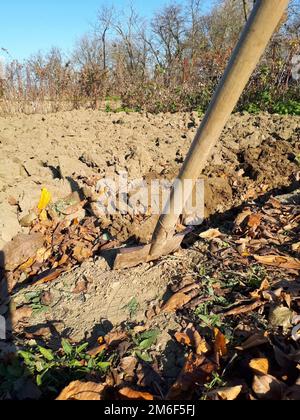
(149, 0, 290, 259)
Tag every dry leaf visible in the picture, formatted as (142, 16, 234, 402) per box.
(250, 279, 270, 300)
(254, 255, 300, 270)
(105, 330, 128, 348)
(223, 300, 265, 317)
(162, 292, 191, 313)
(200, 229, 222, 240)
(235, 210, 252, 227)
(249, 358, 269, 375)
(292, 242, 300, 252)
(87, 344, 107, 357)
(167, 353, 216, 400)
(56, 381, 106, 400)
(120, 356, 138, 378)
(237, 333, 269, 351)
(193, 330, 210, 355)
(216, 386, 243, 400)
(214, 328, 228, 359)
(252, 375, 287, 400)
(248, 214, 262, 230)
(2, 233, 44, 271)
(119, 387, 154, 401)
(35, 269, 64, 285)
(175, 332, 192, 347)
(19, 256, 36, 272)
(73, 244, 92, 263)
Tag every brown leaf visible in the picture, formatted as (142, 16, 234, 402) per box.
(193, 330, 210, 355)
(162, 292, 191, 313)
(249, 358, 269, 375)
(175, 332, 192, 347)
(235, 209, 252, 227)
(214, 328, 228, 360)
(87, 344, 107, 357)
(35, 269, 64, 285)
(73, 243, 93, 263)
(2, 233, 44, 271)
(56, 381, 106, 400)
(199, 229, 222, 240)
(215, 385, 243, 401)
(105, 330, 128, 348)
(254, 254, 300, 270)
(118, 387, 154, 401)
(236, 332, 269, 351)
(167, 353, 216, 400)
(252, 375, 287, 400)
(223, 300, 265, 317)
(248, 214, 262, 230)
(120, 356, 138, 378)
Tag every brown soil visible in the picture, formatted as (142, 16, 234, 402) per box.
(0, 110, 299, 347)
(0, 110, 299, 248)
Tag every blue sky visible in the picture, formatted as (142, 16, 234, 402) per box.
(0, 0, 212, 61)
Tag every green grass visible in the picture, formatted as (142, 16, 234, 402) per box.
(0, 339, 110, 399)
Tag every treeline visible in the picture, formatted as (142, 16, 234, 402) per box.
(0, 0, 299, 115)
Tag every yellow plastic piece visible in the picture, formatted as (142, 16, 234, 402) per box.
(38, 188, 52, 211)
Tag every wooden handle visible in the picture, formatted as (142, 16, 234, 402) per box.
(149, 0, 290, 259)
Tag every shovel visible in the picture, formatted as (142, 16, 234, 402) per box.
(113, 0, 290, 270)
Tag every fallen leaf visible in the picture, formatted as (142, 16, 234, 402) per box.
(19, 256, 36, 272)
(35, 269, 64, 285)
(175, 332, 192, 347)
(73, 244, 93, 263)
(252, 375, 287, 400)
(292, 242, 300, 252)
(250, 279, 270, 300)
(87, 344, 107, 357)
(200, 229, 222, 240)
(214, 328, 228, 359)
(167, 353, 216, 400)
(162, 292, 192, 313)
(249, 358, 269, 375)
(216, 385, 243, 401)
(236, 333, 269, 351)
(105, 330, 128, 348)
(269, 197, 281, 209)
(235, 210, 252, 227)
(119, 387, 154, 401)
(56, 381, 106, 400)
(193, 330, 210, 355)
(248, 214, 262, 230)
(120, 356, 138, 378)
(254, 255, 300, 270)
(2, 233, 44, 271)
(223, 300, 265, 317)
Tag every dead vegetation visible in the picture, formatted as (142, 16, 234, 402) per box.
(0, 0, 299, 115)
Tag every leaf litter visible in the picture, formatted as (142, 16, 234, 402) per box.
(1, 183, 300, 400)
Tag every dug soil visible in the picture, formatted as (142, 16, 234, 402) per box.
(0, 110, 300, 400)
